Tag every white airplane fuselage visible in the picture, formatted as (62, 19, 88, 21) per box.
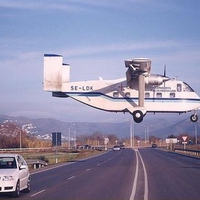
(43, 54, 200, 123)
(60, 78, 200, 114)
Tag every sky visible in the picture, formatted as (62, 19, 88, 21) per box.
(0, 0, 200, 123)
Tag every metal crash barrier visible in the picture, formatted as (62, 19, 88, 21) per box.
(26, 159, 48, 169)
(174, 148, 200, 157)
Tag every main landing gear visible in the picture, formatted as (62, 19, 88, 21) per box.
(132, 111, 199, 123)
(132, 110, 144, 123)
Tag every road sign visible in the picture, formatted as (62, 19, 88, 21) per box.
(166, 138, 177, 144)
(182, 136, 188, 141)
(52, 132, 61, 146)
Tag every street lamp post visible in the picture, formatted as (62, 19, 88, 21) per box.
(20, 130, 22, 150)
(144, 125, 147, 144)
(191, 122, 198, 145)
(15, 126, 22, 150)
(68, 124, 75, 149)
(127, 118, 134, 148)
(194, 122, 198, 145)
(144, 124, 150, 145)
(130, 120, 133, 148)
(74, 130, 77, 149)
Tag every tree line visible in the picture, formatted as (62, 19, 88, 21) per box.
(0, 122, 51, 148)
(0, 121, 198, 149)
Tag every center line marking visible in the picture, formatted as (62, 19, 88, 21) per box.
(31, 189, 46, 197)
(138, 150, 148, 200)
(130, 149, 139, 200)
(68, 176, 75, 180)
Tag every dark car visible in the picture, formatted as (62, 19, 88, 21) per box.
(84, 144, 91, 149)
(152, 143, 157, 148)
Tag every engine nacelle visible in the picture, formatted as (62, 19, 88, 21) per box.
(125, 58, 151, 76)
(145, 74, 169, 85)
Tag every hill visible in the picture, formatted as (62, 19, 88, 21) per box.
(0, 114, 198, 140)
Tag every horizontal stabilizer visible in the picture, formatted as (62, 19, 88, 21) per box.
(52, 92, 69, 98)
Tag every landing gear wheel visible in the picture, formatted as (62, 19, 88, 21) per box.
(133, 110, 143, 123)
(190, 114, 198, 122)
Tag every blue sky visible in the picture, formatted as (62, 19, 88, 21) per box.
(0, 0, 200, 123)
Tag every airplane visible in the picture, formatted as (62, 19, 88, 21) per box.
(43, 54, 200, 123)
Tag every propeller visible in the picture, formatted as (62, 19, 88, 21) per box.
(163, 64, 169, 92)
(164, 64, 166, 77)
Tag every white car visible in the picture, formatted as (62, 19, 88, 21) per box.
(0, 154, 31, 197)
(113, 146, 121, 151)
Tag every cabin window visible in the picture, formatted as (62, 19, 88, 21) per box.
(125, 92, 131, 98)
(113, 92, 119, 98)
(177, 84, 182, 92)
(145, 92, 150, 98)
(170, 93, 175, 98)
(156, 93, 162, 98)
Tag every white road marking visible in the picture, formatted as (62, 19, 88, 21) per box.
(129, 149, 139, 200)
(68, 176, 75, 180)
(86, 168, 91, 171)
(31, 189, 46, 197)
(138, 150, 148, 200)
(130, 149, 148, 200)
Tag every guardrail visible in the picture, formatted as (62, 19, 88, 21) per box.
(26, 159, 48, 169)
(174, 148, 200, 157)
(0, 146, 106, 152)
(0, 147, 52, 151)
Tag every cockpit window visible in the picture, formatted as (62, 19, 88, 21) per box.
(183, 82, 194, 92)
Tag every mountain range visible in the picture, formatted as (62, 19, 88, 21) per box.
(0, 114, 199, 140)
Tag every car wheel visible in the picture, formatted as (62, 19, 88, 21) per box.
(24, 176, 31, 193)
(12, 180, 20, 198)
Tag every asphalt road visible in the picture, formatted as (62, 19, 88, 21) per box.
(29, 149, 135, 200)
(1, 148, 200, 200)
(140, 148, 200, 200)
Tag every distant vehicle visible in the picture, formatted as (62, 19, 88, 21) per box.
(84, 144, 91, 149)
(119, 144, 125, 149)
(43, 54, 200, 123)
(113, 146, 121, 151)
(0, 154, 31, 197)
(152, 143, 157, 148)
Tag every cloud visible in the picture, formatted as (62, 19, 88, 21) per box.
(62, 40, 200, 63)
(0, 0, 179, 13)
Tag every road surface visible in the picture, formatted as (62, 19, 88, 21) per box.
(1, 148, 200, 200)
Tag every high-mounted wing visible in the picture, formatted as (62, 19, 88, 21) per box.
(125, 58, 151, 89)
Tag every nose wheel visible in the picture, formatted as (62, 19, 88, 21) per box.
(190, 114, 198, 122)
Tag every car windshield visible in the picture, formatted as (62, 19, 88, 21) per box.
(0, 157, 17, 169)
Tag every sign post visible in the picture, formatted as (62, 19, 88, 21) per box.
(182, 136, 188, 149)
(52, 132, 61, 163)
(104, 138, 109, 150)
